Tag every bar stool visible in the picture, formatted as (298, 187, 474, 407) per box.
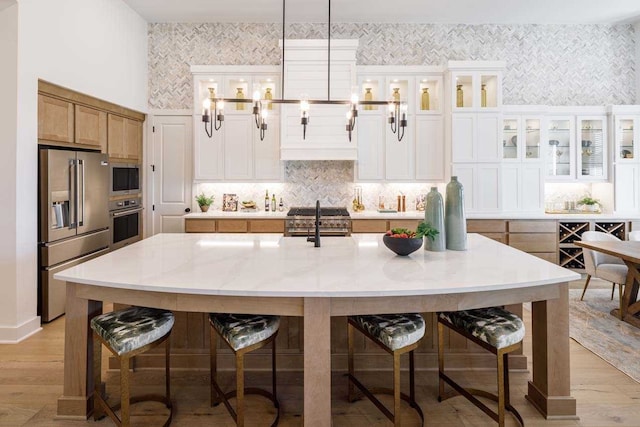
(91, 306, 174, 427)
(437, 307, 525, 427)
(347, 313, 426, 426)
(209, 313, 281, 427)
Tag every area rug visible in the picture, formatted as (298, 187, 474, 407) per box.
(569, 288, 640, 383)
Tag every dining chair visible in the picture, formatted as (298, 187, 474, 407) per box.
(580, 231, 627, 316)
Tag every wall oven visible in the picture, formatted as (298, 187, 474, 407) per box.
(110, 163, 141, 197)
(109, 198, 143, 250)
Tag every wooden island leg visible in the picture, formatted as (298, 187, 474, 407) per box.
(57, 282, 102, 419)
(303, 297, 332, 427)
(526, 282, 578, 419)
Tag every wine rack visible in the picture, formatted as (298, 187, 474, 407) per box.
(594, 222, 626, 240)
(559, 222, 589, 244)
(558, 220, 629, 271)
(559, 247, 585, 269)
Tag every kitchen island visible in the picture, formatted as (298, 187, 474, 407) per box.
(55, 233, 580, 425)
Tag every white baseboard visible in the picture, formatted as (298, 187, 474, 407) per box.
(0, 316, 41, 343)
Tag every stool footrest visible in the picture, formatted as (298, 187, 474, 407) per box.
(211, 385, 280, 427)
(95, 393, 173, 427)
(347, 374, 425, 426)
(439, 372, 523, 427)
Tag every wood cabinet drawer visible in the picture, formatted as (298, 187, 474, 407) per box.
(479, 232, 507, 244)
(351, 220, 387, 233)
(217, 219, 248, 233)
(467, 220, 507, 233)
(531, 252, 558, 264)
(249, 220, 284, 233)
(388, 220, 421, 230)
(509, 220, 556, 233)
(509, 233, 556, 253)
(185, 219, 215, 233)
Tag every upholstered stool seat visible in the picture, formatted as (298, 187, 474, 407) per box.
(347, 314, 426, 426)
(91, 306, 174, 427)
(438, 307, 524, 427)
(209, 313, 281, 427)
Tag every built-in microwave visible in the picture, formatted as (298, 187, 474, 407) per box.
(110, 163, 141, 197)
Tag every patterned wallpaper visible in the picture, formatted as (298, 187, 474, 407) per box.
(148, 23, 636, 110)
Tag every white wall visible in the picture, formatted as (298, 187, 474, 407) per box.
(0, 3, 21, 340)
(0, 0, 148, 342)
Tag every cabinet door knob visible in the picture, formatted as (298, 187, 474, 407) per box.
(185, 208, 191, 213)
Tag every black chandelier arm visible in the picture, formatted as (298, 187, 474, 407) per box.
(397, 122, 406, 142)
(203, 116, 213, 138)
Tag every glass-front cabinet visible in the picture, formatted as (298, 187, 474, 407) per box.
(615, 116, 638, 162)
(577, 116, 607, 180)
(502, 116, 543, 162)
(450, 70, 501, 111)
(546, 117, 575, 180)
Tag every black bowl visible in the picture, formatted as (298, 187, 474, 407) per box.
(383, 235, 423, 256)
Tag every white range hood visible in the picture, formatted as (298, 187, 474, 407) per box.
(279, 39, 359, 161)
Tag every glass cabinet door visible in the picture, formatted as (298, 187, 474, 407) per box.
(578, 117, 606, 179)
(502, 118, 519, 160)
(616, 117, 635, 161)
(524, 118, 541, 160)
(547, 118, 573, 178)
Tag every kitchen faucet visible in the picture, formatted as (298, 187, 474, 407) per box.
(307, 200, 321, 247)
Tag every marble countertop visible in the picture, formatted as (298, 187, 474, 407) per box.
(185, 209, 639, 221)
(55, 233, 579, 297)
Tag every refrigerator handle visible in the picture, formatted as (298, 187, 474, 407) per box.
(78, 159, 85, 227)
(69, 160, 76, 229)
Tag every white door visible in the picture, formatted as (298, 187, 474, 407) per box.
(151, 115, 193, 234)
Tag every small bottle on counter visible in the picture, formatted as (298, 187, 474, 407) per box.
(271, 194, 276, 212)
(264, 190, 270, 211)
(397, 195, 402, 211)
(402, 195, 406, 212)
(278, 198, 284, 212)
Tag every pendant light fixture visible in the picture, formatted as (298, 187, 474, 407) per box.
(201, 0, 408, 142)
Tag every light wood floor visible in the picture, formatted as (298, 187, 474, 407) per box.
(1, 278, 639, 426)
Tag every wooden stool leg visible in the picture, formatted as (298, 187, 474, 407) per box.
(437, 321, 445, 400)
(503, 352, 510, 408)
(236, 352, 245, 427)
(165, 338, 171, 403)
(210, 326, 219, 406)
(121, 355, 131, 427)
(347, 323, 355, 402)
(393, 352, 401, 427)
(272, 339, 277, 405)
(496, 350, 505, 427)
(92, 332, 102, 421)
(409, 350, 415, 404)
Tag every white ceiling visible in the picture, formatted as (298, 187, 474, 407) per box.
(123, 0, 640, 24)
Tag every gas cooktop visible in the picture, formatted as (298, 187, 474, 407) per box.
(286, 207, 350, 217)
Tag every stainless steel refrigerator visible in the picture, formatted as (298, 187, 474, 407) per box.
(38, 148, 110, 322)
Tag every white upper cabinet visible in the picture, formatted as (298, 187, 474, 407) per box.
(546, 116, 575, 180)
(613, 114, 639, 163)
(448, 61, 504, 112)
(577, 116, 607, 180)
(502, 114, 545, 163)
(355, 66, 445, 182)
(191, 66, 283, 181)
(452, 113, 501, 163)
(279, 39, 359, 161)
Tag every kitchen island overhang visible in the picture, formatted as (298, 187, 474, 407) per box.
(55, 233, 580, 424)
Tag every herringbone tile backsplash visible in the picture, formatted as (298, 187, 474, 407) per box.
(149, 23, 636, 110)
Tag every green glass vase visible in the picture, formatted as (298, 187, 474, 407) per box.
(445, 176, 467, 250)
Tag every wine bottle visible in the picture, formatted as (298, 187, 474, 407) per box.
(271, 194, 276, 212)
(278, 197, 284, 212)
(264, 190, 270, 211)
